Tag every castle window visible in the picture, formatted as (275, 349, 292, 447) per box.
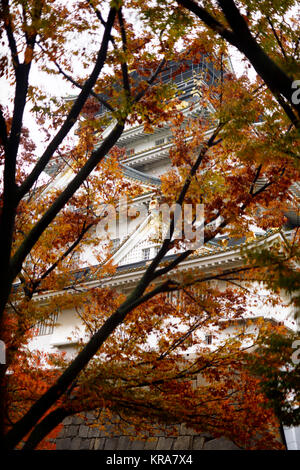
(142, 248, 150, 260)
(35, 312, 58, 336)
(205, 334, 213, 345)
(112, 238, 120, 250)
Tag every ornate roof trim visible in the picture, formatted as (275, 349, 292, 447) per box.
(30, 229, 285, 301)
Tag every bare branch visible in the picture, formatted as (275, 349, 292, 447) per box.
(133, 58, 167, 103)
(87, 0, 116, 46)
(0, 107, 7, 151)
(267, 17, 288, 60)
(249, 164, 262, 195)
(26, 221, 96, 299)
(117, 8, 131, 96)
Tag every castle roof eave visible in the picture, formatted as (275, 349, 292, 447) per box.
(26, 229, 286, 302)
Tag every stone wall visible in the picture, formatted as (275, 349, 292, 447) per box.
(55, 413, 240, 450)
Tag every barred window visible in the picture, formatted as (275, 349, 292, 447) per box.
(126, 148, 135, 156)
(112, 238, 120, 250)
(142, 248, 150, 260)
(166, 290, 180, 306)
(205, 334, 213, 345)
(35, 312, 58, 336)
(155, 138, 164, 146)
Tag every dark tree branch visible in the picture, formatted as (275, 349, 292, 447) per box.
(87, 0, 116, 46)
(17, 8, 117, 202)
(1, 122, 223, 449)
(176, 0, 238, 46)
(176, 0, 300, 126)
(0, 1, 42, 319)
(144, 122, 226, 282)
(0, 107, 7, 151)
(4, 0, 43, 196)
(1, 0, 20, 70)
(22, 408, 69, 450)
(117, 8, 131, 96)
(249, 164, 262, 195)
(36, 41, 115, 113)
(217, 0, 299, 120)
(25, 221, 96, 299)
(274, 93, 299, 128)
(10, 122, 125, 282)
(133, 58, 167, 103)
(267, 17, 288, 60)
(251, 167, 285, 199)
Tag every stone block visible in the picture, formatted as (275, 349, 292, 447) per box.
(144, 438, 158, 450)
(203, 437, 240, 450)
(89, 439, 95, 450)
(173, 436, 191, 450)
(152, 427, 165, 437)
(65, 425, 79, 438)
(85, 411, 96, 422)
(72, 415, 83, 425)
(62, 416, 73, 426)
(199, 432, 212, 439)
(168, 424, 180, 434)
(104, 437, 119, 450)
(79, 439, 90, 450)
(130, 439, 145, 450)
(57, 427, 66, 439)
(99, 424, 115, 437)
(192, 436, 205, 450)
(156, 437, 174, 450)
(88, 426, 100, 438)
(70, 437, 82, 450)
(94, 438, 106, 450)
(118, 436, 131, 450)
(78, 425, 90, 438)
(56, 438, 72, 450)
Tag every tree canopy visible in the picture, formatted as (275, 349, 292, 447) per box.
(0, 0, 299, 450)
